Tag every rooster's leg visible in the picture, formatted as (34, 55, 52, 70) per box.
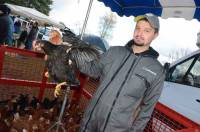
(54, 82, 67, 97)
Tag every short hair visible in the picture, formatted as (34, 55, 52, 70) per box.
(0, 4, 11, 14)
(34, 22, 38, 26)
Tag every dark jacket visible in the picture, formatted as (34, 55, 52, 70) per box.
(79, 40, 166, 132)
(18, 30, 28, 42)
(0, 14, 9, 44)
(27, 26, 38, 41)
(0, 14, 14, 45)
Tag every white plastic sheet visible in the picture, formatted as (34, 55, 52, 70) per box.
(5, 3, 65, 29)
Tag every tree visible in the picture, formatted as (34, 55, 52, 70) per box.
(98, 12, 117, 40)
(168, 48, 191, 62)
(1, 0, 53, 15)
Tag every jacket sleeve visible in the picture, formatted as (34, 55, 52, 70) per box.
(130, 71, 165, 132)
(78, 47, 114, 78)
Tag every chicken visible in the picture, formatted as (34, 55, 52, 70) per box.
(11, 113, 30, 131)
(0, 119, 10, 132)
(29, 96, 40, 109)
(35, 34, 101, 96)
(42, 97, 58, 109)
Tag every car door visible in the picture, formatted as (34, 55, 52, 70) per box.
(159, 53, 200, 124)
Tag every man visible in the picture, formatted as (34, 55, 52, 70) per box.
(25, 21, 39, 50)
(0, 4, 14, 46)
(79, 13, 166, 132)
(17, 24, 28, 49)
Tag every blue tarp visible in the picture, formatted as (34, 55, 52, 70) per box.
(99, 0, 200, 21)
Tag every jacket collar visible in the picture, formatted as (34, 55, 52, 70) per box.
(125, 39, 159, 58)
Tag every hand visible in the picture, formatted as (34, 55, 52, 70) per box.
(45, 71, 49, 78)
(54, 82, 67, 97)
(32, 40, 42, 52)
(44, 55, 48, 61)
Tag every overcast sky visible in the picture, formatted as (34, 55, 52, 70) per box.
(49, 0, 200, 59)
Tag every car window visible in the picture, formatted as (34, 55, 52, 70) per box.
(39, 28, 45, 34)
(190, 57, 200, 87)
(167, 55, 200, 88)
(38, 27, 51, 40)
(39, 28, 50, 35)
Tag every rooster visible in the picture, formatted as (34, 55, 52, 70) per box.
(35, 33, 101, 96)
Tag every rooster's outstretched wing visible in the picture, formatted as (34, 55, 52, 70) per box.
(67, 44, 101, 69)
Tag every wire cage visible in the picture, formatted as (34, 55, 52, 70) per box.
(0, 45, 199, 132)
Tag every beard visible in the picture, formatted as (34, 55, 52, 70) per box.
(133, 37, 145, 47)
(134, 42, 144, 47)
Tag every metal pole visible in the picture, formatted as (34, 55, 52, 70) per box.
(80, 0, 94, 40)
(46, 85, 71, 132)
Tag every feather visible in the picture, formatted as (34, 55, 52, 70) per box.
(35, 34, 101, 85)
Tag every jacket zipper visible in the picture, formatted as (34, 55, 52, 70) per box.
(102, 55, 142, 132)
(82, 52, 132, 132)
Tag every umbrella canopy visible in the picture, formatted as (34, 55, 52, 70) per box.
(5, 3, 65, 29)
(81, 34, 110, 52)
(98, 0, 200, 21)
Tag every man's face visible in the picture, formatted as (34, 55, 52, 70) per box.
(133, 20, 158, 47)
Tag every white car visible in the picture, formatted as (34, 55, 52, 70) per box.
(37, 27, 51, 40)
(159, 49, 200, 124)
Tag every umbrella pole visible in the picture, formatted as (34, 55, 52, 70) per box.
(80, 0, 94, 40)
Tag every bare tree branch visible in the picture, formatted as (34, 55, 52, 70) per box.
(98, 12, 117, 40)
